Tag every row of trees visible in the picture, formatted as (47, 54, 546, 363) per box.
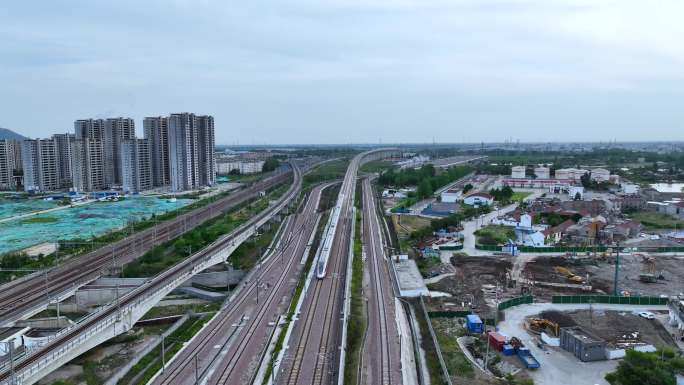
(379, 164, 472, 200)
(488, 186, 514, 202)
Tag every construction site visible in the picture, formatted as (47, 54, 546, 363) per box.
(423, 250, 684, 319)
(526, 309, 677, 350)
(521, 253, 684, 299)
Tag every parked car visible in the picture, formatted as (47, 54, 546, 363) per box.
(638, 311, 655, 320)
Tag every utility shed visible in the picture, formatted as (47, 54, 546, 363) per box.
(391, 258, 429, 298)
(560, 326, 606, 362)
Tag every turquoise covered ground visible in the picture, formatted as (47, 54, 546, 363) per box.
(0, 197, 192, 255)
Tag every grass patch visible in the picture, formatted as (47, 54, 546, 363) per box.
(474, 225, 516, 246)
(431, 318, 474, 380)
(359, 160, 393, 174)
(510, 191, 531, 202)
(629, 211, 684, 230)
(141, 302, 220, 320)
(124, 185, 288, 277)
(413, 299, 448, 385)
(344, 208, 365, 385)
(303, 158, 350, 190)
(21, 216, 59, 224)
(416, 256, 442, 277)
(116, 314, 212, 385)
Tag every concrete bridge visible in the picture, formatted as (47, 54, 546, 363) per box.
(0, 164, 302, 385)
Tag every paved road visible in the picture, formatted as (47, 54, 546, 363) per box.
(360, 178, 401, 385)
(150, 182, 328, 385)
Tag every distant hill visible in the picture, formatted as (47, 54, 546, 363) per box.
(0, 128, 27, 140)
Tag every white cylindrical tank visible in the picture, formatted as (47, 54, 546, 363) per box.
(511, 166, 526, 179)
(534, 167, 550, 179)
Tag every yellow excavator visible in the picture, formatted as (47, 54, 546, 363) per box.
(528, 318, 560, 337)
(554, 266, 584, 284)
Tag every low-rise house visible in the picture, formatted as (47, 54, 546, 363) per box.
(463, 192, 494, 206)
(543, 219, 575, 244)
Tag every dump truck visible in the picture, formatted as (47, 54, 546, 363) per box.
(517, 347, 541, 369)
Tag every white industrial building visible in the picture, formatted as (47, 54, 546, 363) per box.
(590, 168, 611, 182)
(511, 165, 526, 179)
(555, 168, 589, 181)
(440, 189, 460, 203)
(534, 166, 550, 179)
(217, 160, 265, 175)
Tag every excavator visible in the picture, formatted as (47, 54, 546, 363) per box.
(554, 266, 584, 284)
(639, 255, 658, 283)
(527, 318, 560, 337)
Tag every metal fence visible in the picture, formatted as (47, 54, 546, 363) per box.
(551, 295, 668, 305)
(497, 295, 533, 311)
(475, 244, 684, 253)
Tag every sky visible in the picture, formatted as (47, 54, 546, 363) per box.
(1, 0, 683, 144)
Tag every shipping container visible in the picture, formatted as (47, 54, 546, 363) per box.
(488, 331, 506, 351)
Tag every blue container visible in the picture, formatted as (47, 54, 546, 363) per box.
(465, 314, 484, 333)
(502, 344, 514, 356)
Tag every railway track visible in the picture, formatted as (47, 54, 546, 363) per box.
(0, 169, 293, 325)
(361, 178, 393, 385)
(155, 182, 330, 385)
(0, 165, 302, 385)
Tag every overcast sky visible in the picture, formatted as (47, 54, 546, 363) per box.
(1, 0, 683, 144)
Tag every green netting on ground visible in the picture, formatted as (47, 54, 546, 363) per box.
(0, 197, 192, 254)
(0, 198, 59, 220)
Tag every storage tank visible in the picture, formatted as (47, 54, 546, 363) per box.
(534, 167, 550, 179)
(511, 166, 526, 179)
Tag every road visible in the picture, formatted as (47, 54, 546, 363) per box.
(0, 165, 303, 385)
(278, 153, 364, 385)
(359, 177, 401, 385)
(151, 182, 330, 385)
(0, 168, 294, 326)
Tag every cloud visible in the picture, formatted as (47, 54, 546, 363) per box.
(0, 0, 682, 143)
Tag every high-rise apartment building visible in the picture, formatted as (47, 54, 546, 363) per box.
(168, 113, 200, 192)
(74, 119, 105, 140)
(120, 138, 152, 193)
(104, 118, 135, 186)
(0, 139, 18, 190)
(21, 139, 60, 192)
(143, 116, 170, 187)
(52, 133, 74, 189)
(71, 138, 105, 192)
(196, 115, 216, 187)
(72, 119, 107, 191)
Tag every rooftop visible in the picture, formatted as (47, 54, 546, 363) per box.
(393, 259, 429, 298)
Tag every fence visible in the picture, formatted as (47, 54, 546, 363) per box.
(426, 311, 496, 325)
(438, 244, 463, 251)
(551, 295, 668, 306)
(475, 244, 684, 253)
(497, 295, 533, 311)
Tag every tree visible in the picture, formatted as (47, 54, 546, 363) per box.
(462, 183, 474, 194)
(417, 179, 433, 199)
(605, 349, 684, 385)
(574, 192, 582, 201)
(228, 168, 241, 176)
(262, 157, 280, 172)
